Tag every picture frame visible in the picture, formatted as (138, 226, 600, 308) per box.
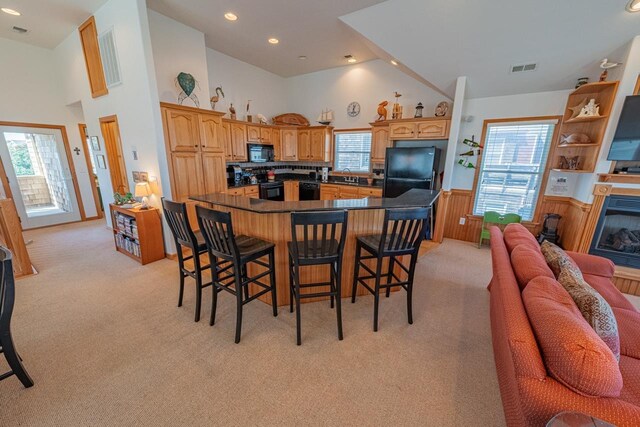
(96, 154, 107, 169)
(90, 136, 100, 151)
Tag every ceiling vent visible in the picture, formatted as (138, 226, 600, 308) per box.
(510, 62, 537, 73)
(98, 28, 122, 88)
(12, 26, 28, 34)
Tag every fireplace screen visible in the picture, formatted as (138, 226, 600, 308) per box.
(590, 195, 640, 268)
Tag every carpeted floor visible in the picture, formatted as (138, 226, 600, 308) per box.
(3, 220, 632, 426)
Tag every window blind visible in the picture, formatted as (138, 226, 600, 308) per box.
(334, 131, 372, 172)
(473, 120, 556, 221)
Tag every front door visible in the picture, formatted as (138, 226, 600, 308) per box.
(0, 125, 81, 229)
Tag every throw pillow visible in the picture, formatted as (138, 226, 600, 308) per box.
(557, 264, 621, 361)
(523, 276, 623, 398)
(540, 240, 578, 277)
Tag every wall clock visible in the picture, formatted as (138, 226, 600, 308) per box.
(347, 101, 361, 117)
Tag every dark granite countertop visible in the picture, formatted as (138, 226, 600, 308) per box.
(191, 188, 440, 214)
(227, 175, 384, 189)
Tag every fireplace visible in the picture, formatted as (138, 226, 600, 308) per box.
(590, 195, 640, 268)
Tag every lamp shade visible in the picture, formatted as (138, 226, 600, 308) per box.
(134, 182, 151, 197)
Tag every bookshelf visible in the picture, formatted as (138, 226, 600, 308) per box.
(550, 81, 619, 173)
(110, 204, 165, 265)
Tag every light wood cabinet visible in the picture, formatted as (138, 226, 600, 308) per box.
(221, 120, 233, 161)
(282, 128, 298, 161)
(298, 129, 311, 160)
(417, 120, 449, 139)
(272, 128, 282, 160)
(78, 16, 108, 98)
(230, 122, 248, 161)
(170, 152, 204, 201)
(284, 181, 299, 201)
(310, 128, 327, 161)
(201, 152, 227, 194)
(358, 187, 382, 197)
(338, 186, 361, 199)
(371, 125, 390, 163)
(320, 184, 340, 200)
(387, 118, 450, 140)
(199, 114, 223, 152)
(110, 204, 165, 265)
(226, 187, 245, 196)
(260, 127, 271, 144)
(244, 185, 260, 199)
(246, 125, 261, 143)
(320, 183, 381, 200)
(161, 103, 228, 202)
(165, 110, 200, 152)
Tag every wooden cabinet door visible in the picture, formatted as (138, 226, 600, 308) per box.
(284, 181, 299, 201)
(272, 128, 282, 160)
(171, 152, 203, 201)
(166, 110, 200, 152)
(260, 127, 271, 144)
(282, 128, 298, 160)
(371, 126, 390, 163)
(199, 114, 223, 152)
(389, 122, 416, 139)
(246, 125, 262, 143)
(309, 129, 326, 161)
(338, 186, 361, 199)
(298, 129, 311, 160)
(221, 120, 233, 161)
(417, 120, 449, 139)
(201, 152, 227, 194)
(320, 184, 339, 200)
(226, 187, 244, 196)
(230, 123, 248, 161)
(244, 185, 260, 199)
(358, 187, 382, 197)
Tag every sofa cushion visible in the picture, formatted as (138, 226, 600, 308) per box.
(522, 276, 623, 398)
(557, 265, 620, 361)
(510, 245, 555, 290)
(619, 356, 640, 406)
(503, 223, 539, 253)
(613, 307, 640, 359)
(567, 251, 615, 278)
(540, 240, 578, 277)
(583, 273, 639, 312)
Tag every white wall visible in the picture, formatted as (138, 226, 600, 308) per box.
(148, 10, 210, 107)
(206, 48, 287, 120)
(286, 59, 451, 129)
(54, 0, 167, 230)
(0, 37, 97, 219)
(453, 89, 574, 194)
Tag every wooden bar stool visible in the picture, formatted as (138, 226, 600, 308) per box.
(196, 206, 277, 344)
(162, 198, 212, 322)
(288, 210, 348, 345)
(0, 247, 34, 388)
(351, 207, 429, 331)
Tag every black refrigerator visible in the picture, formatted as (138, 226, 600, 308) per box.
(383, 147, 441, 198)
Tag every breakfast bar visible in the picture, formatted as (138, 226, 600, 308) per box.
(190, 189, 440, 306)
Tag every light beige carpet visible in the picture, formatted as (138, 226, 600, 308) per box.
(1, 220, 504, 426)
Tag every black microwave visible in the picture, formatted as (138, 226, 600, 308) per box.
(247, 144, 274, 163)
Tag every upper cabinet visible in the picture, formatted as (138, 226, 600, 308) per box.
(246, 125, 261, 143)
(371, 125, 390, 163)
(230, 122, 249, 161)
(281, 128, 298, 161)
(165, 110, 200, 152)
(388, 118, 450, 140)
(221, 120, 233, 161)
(78, 16, 108, 98)
(272, 128, 282, 160)
(199, 114, 223, 152)
(297, 126, 331, 161)
(298, 129, 311, 160)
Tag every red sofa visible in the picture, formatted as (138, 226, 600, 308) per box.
(489, 224, 640, 426)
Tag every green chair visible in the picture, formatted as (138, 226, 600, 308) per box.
(478, 211, 522, 248)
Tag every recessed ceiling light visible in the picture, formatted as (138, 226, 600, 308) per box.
(1, 8, 21, 16)
(344, 55, 357, 63)
(298, 55, 307, 60)
(390, 60, 398, 66)
(627, 0, 640, 12)
(268, 38, 279, 44)
(224, 12, 238, 21)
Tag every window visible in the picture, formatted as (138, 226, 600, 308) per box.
(334, 131, 372, 173)
(473, 120, 556, 221)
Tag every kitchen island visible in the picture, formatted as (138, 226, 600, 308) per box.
(190, 189, 440, 306)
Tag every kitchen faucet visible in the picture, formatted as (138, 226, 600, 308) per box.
(342, 168, 358, 183)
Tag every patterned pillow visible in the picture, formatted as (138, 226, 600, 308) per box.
(540, 240, 578, 277)
(557, 264, 621, 361)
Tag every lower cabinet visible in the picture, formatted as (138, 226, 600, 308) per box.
(320, 184, 382, 200)
(226, 185, 259, 198)
(284, 181, 299, 201)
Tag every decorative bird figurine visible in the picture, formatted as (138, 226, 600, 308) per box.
(209, 86, 224, 110)
(599, 58, 622, 82)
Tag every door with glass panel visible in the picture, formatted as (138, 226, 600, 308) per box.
(0, 125, 81, 229)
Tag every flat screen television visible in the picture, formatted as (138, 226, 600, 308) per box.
(607, 95, 640, 161)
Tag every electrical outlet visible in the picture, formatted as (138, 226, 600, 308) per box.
(459, 217, 466, 225)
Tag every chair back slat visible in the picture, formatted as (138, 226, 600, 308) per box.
(162, 198, 198, 248)
(291, 210, 348, 260)
(196, 206, 239, 260)
(0, 247, 15, 327)
(380, 208, 430, 255)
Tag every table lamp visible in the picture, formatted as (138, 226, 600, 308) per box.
(135, 182, 152, 209)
